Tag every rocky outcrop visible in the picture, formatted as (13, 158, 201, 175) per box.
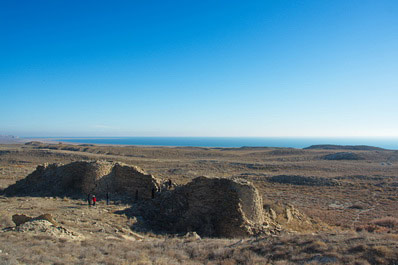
(4, 161, 161, 199)
(323, 152, 363, 160)
(12, 213, 59, 227)
(12, 214, 33, 226)
(15, 219, 81, 239)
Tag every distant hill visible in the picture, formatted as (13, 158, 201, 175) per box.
(0, 135, 21, 144)
(304, 144, 387, 151)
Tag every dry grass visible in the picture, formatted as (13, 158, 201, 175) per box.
(1, 231, 398, 265)
(370, 217, 398, 228)
(1, 143, 398, 264)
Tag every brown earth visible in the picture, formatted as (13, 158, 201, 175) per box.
(1, 142, 398, 264)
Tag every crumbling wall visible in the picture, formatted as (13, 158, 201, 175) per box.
(230, 178, 264, 225)
(138, 176, 266, 238)
(4, 161, 160, 199)
(79, 162, 114, 194)
(3, 163, 64, 196)
(111, 163, 160, 200)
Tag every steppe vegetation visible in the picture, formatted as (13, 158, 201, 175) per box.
(1, 142, 398, 264)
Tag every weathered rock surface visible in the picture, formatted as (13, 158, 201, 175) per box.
(12, 213, 59, 226)
(8, 213, 81, 239)
(12, 214, 33, 226)
(4, 161, 161, 199)
(16, 219, 81, 239)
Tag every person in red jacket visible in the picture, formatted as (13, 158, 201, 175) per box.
(92, 195, 97, 206)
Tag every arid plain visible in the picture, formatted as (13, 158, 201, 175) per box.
(1, 142, 398, 264)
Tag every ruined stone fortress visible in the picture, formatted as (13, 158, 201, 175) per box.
(5, 161, 320, 238)
(5, 161, 160, 200)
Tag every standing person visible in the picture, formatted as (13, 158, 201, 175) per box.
(167, 179, 172, 190)
(92, 195, 96, 206)
(87, 193, 92, 207)
(106, 192, 110, 205)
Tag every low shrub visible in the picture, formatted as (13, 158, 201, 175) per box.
(370, 217, 398, 228)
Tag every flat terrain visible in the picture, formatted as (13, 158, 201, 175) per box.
(1, 142, 398, 264)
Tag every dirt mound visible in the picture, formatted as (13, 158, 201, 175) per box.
(4, 161, 161, 199)
(323, 152, 363, 160)
(268, 175, 340, 186)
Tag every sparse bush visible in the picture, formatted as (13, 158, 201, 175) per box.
(356, 224, 390, 233)
(303, 240, 328, 253)
(348, 244, 367, 253)
(369, 245, 394, 257)
(354, 260, 371, 265)
(349, 204, 365, 210)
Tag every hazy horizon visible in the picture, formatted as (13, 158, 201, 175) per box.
(13, 136, 398, 150)
(1, 1, 398, 138)
(17, 135, 398, 140)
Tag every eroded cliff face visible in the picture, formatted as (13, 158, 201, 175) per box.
(4, 161, 160, 199)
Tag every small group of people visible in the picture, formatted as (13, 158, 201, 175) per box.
(150, 179, 173, 199)
(87, 193, 96, 206)
(158, 179, 174, 193)
(87, 192, 110, 207)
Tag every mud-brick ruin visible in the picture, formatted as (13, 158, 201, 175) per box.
(137, 176, 266, 237)
(4, 161, 161, 199)
(5, 160, 323, 238)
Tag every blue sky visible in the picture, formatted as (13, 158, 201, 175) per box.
(1, 0, 397, 137)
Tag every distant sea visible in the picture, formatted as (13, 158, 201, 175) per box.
(34, 137, 398, 150)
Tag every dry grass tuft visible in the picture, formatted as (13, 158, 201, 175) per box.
(370, 217, 398, 228)
(303, 240, 328, 253)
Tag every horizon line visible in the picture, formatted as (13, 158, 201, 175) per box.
(21, 136, 398, 139)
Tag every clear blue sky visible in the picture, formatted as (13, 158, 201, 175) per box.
(1, 0, 397, 137)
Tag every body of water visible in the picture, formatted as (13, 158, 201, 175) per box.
(34, 137, 398, 149)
